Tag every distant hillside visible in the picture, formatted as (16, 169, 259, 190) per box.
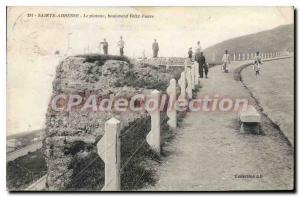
(203, 24, 294, 62)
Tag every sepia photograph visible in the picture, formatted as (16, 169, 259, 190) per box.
(6, 6, 295, 191)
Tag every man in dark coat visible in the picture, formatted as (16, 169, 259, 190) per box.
(188, 47, 193, 60)
(152, 39, 159, 58)
(195, 52, 206, 78)
(100, 38, 108, 55)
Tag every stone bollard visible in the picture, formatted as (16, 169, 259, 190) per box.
(97, 117, 121, 191)
(191, 64, 195, 90)
(146, 90, 161, 155)
(233, 53, 236, 61)
(194, 62, 199, 86)
(186, 66, 193, 99)
(178, 71, 186, 99)
(184, 60, 188, 73)
(166, 79, 177, 128)
(238, 53, 241, 61)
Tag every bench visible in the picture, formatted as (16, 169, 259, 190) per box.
(239, 105, 261, 134)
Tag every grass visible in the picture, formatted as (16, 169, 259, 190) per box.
(6, 150, 47, 190)
(75, 54, 131, 65)
(61, 113, 180, 191)
(241, 58, 294, 145)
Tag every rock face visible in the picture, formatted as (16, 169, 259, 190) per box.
(42, 54, 183, 190)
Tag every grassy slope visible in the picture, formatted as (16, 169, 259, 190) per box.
(7, 150, 47, 190)
(241, 58, 294, 146)
(203, 24, 294, 62)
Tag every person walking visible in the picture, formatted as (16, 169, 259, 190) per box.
(195, 51, 206, 78)
(253, 51, 263, 75)
(152, 39, 159, 58)
(188, 47, 193, 60)
(99, 38, 108, 55)
(117, 36, 125, 56)
(221, 50, 231, 73)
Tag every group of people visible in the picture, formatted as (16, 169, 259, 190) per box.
(220, 50, 263, 75)
(188, 41, 209, 78)
(188, 43, 264, 78)
(99, 36, 125, 56)
(99, 37, 160, 58)
(99, 38, 263, 77)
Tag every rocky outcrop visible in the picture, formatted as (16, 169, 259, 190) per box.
(42, 54, 183, 190)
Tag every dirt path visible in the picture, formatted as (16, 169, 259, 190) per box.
(144, 61, 294, 191)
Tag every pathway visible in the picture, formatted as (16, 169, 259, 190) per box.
(145, 60, 294, 191)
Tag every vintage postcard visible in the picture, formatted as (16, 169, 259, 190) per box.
(6, 6, 294, 191)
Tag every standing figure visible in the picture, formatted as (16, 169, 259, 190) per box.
(204, 62, 209, 78)
(188, 47, 193, 60)
(222, 50, 231, 73)
(152, 39, 159, 58)
(99, 38, 109, 55)
(253, 51, 263, 75)
(195, 41, 202, 54)
(195, 51, 206, 78)
(117, 36, 125, 56)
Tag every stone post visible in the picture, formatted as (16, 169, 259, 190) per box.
(247, 53, 249, 60)
(238, 53, 241, 61)
(186, 66, 193, 99)
(166, 79, 177, 128)
(178, 71, 186, 99)
(146, 90, 161, 154)
(233, 53, 236, 61)
(191, 64, 195, 90)
(97, 117, 121, 191)
(184, 59, 188, 73)
(194, 62, 199, 86)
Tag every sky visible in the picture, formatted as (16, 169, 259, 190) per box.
(7, 6, 294, 135)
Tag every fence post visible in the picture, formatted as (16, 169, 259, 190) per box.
(97, 117, 121, 191)
(178, 71, 186, 99)
(146, 90, 161, 155)
(186, 65, 193, 99)
(233, 53, 236, 61)
(167, 79, 177, 128)
(191, 64, 195, 90)
(194, 62, 199, 86)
